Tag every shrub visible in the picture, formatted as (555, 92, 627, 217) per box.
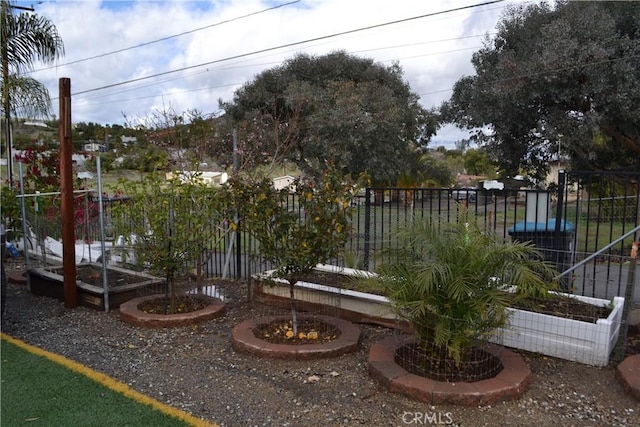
(367, 206, 557, 364)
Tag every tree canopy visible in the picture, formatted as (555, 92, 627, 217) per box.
(222, 51, 436, 183)
(441, 1, 640, 181)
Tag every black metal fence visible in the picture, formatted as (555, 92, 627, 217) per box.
(22, 170, 639, 303)
(200, 186, 561, 280)
(231, 170, 639, 302)
(559, 170, 640, 301)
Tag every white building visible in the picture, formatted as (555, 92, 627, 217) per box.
(83, 142, 106, 152)
(272, 175, 296, 191)
(165, 171, 229, 186)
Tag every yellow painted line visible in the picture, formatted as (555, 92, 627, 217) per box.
(1, 333, 218, 427)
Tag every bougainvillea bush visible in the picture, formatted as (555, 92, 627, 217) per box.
(2, 146, 98, 249)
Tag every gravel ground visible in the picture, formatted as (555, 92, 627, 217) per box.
(2, 259, 639, 427)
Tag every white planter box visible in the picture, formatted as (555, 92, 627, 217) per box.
(491, 293, 624, 367)
(253, 264, 398, 327)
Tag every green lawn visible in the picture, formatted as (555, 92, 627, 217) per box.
(1, 335, 215, 427)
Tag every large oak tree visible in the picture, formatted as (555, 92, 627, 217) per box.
(441, 1, 640, 181)
(221, 51, 436, 183)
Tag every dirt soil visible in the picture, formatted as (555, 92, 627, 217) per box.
(2, 258, 639, 427)
(297, 270, 614, 324)
(254, 318, 341, 345)
(396, 343, 503, 383)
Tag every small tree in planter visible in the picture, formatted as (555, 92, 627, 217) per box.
(111, 171, 233, 313)
(364, 207, 557, 373)
(230, 169, 360, 334)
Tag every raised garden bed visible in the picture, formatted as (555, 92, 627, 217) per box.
(255, 265, 625, 366)
(28, 263, 164, 311)
(491, 293, 624, 366)
(253, 264, 399, 328)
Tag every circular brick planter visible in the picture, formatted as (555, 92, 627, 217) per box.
(616, 355, 640, 401)
(368, 336, 531, 406)
(119, 294, 225, 328)
(8, 270, 27, 285)
(231, 315, 361, 359)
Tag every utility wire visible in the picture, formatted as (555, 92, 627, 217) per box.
(418, 53, 640, 98)
(77, 38, 486, 104)
(72, 0, 505, 96)
(81, 46, 482, 107)
(87, 82, 243, 107)
(30, 0, 301, 73)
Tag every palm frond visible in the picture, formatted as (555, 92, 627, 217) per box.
(367, 206, 558, 363)
(4, 75, 52, 118)
(6, 10, 65, 73)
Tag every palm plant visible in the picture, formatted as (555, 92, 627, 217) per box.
(1, 0, 64, 182)
(371, 206, 557, 364)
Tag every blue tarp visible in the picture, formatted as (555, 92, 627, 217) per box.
(508, 219, 575, 233)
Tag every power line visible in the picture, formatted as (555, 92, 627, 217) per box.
(72, 0, 505, 96)
(347, 34, 493, 55)
(85, 82, 243, 106)
(76, 39, 485, 104)
(77, 46, 483, 107)
(29, 0, 301, 73)
(418, 53, 640, 99)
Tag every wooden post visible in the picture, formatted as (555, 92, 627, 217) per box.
(59, 78, 77, 308)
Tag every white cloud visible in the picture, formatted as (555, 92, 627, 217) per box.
(21, 0, 521, 141)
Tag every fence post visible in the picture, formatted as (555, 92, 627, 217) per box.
(363, 188, 372, 271)
(554, 170, 567, 288)
(612, 241, 638, 363)
(236, 227, 242, 279)
(59, 77, 77, 309)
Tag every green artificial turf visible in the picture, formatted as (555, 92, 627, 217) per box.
(0, 339, 192, 427)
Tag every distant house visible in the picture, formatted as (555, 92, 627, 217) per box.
(72, 154, 88, 166)
(83, 142, 106, 152)
(545, 158, 578, 195)
(121, 136, 137, 145)
(455, 173, 486, 188)
(545, 159, 568, 187)
(23, 121, 48, 128)
(273, 175, 296, 191)
(165, 171, 229, 187)
(77, 171, 94, 180)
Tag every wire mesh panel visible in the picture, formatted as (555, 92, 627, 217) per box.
(393, 316, 505, 383)
(569, 250, 639, 303)
(250, 266, 345, 346)
(19, 190, 104, 269)
(561, 171, 640, 298)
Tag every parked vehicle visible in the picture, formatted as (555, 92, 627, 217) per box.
(451, 188, 477, 202)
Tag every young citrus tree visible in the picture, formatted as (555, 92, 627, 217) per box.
(110, 171, 233, 313)
(229, 169, 361, 333)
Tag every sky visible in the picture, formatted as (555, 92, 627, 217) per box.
(13, 0, 528, 146)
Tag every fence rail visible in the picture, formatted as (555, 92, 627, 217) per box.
(16, 170, 640, 304)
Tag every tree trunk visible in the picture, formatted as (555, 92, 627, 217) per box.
(289, 276, 298, 335)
